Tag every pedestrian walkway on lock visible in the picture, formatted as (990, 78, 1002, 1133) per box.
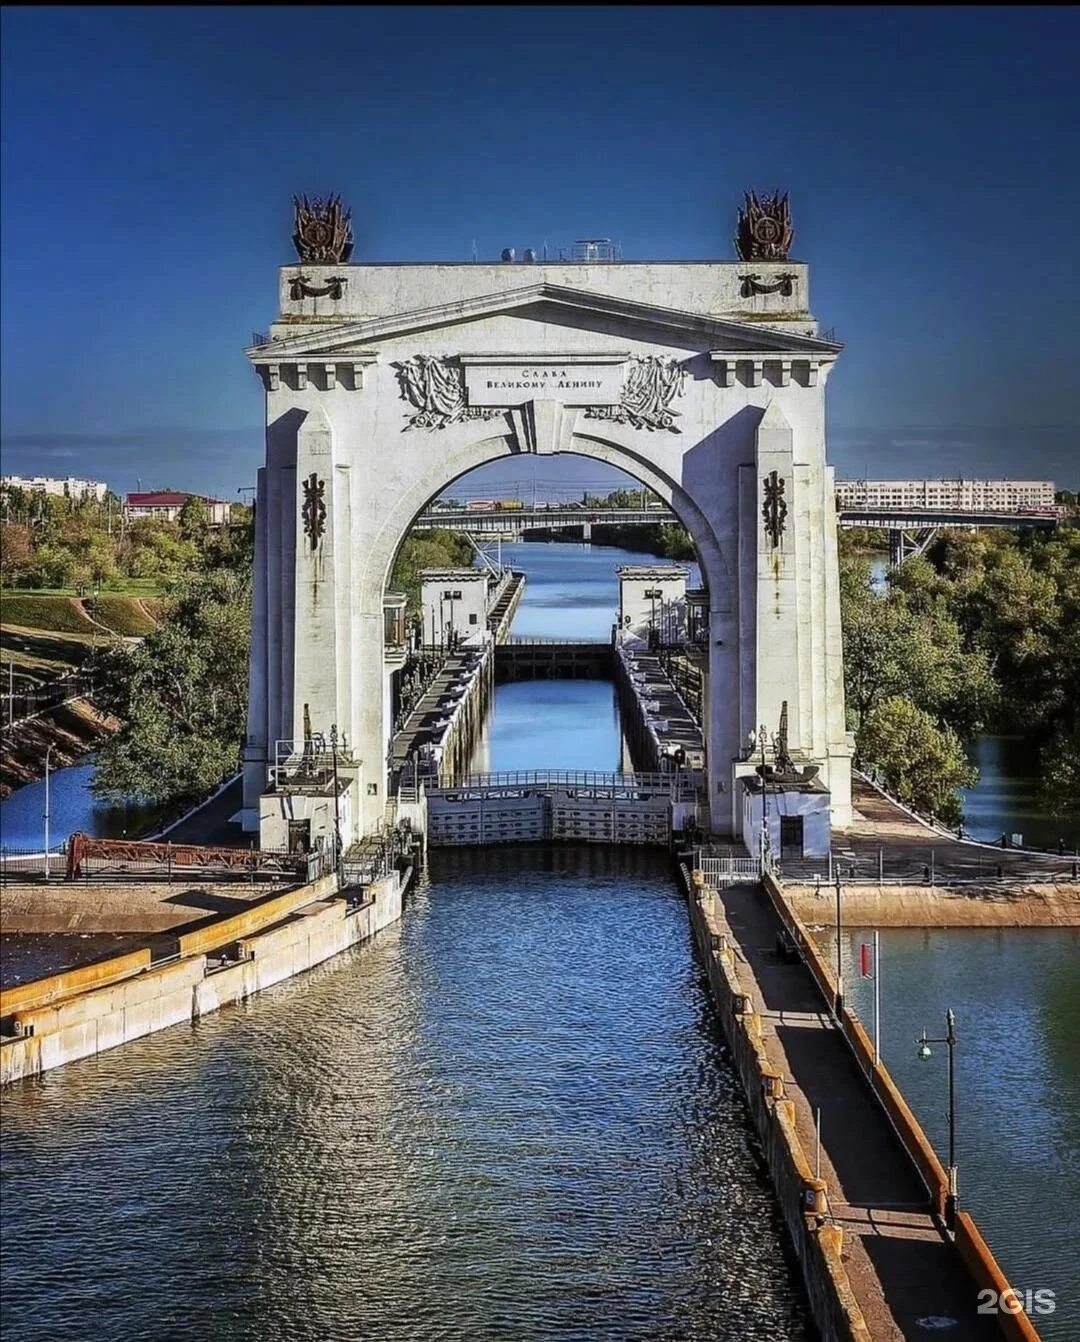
(713, 880, 1001, 1341)
(389, 649, 481, 785)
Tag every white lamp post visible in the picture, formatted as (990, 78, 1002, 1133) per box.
(44, 744, 54, 880)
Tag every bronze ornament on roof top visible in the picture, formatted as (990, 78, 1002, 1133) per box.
(735, 191, 794, 262)
(292, 194, 354, 264)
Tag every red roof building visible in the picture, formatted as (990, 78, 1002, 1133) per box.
(124, 490, 230, 526)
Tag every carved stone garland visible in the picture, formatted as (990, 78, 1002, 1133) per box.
(584, 356, 688, 433)
(762, 470, 787, 547)
(302, 473, 327, 550)
(393, 356, 502, 431)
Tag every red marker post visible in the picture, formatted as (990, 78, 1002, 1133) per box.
(859, 931, 881, 1066)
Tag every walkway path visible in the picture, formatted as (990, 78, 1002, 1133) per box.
(716, 881, 999, 1340)
(779, 774, 1078, 883)
(389, 650, 478, 781)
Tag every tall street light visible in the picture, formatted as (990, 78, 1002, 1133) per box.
(917, 1008, 958, 1227)
(44, 744, 55, 881)
(834, 869, 843, 1015)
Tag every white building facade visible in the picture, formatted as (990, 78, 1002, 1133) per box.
(835, 478, 1056, 512)
(241, 243, 854, 843)
(617, 565, 689, 646)
(1, 475, 108, 501)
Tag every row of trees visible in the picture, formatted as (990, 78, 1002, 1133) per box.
(88, 524, 470, 804)
(840, 525, 1080, 826)
(0, 487, 250, 590)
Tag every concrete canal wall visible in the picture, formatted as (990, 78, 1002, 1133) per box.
(684, 865, 1040, 1342)
(683, 868, 871, 1342)
(786, 880, 1080, 927)
(1, 867, 410, 1084)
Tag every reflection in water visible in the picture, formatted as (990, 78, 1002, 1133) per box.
(961, 735, 1078, 849)
(469, 680, 625, 776)
(1, 848, 808, 1342)
(0, 757, 165, 850)
(502, 540, 700, 641)
(815, 925, 1080, 1341)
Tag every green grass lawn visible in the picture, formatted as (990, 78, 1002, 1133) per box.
(0, 594, 101, 634)
(4, 578, 164, 597)
(85, 595, 158, 636)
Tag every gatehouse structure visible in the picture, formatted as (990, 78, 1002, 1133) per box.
(241, 194, 854, 845)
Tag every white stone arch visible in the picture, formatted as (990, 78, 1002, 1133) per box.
(357, 427, 731, 616)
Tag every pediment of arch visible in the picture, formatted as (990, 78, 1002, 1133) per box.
(247, 282, 840, 362)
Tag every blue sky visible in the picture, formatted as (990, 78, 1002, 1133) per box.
(2, 5, 1078, 499)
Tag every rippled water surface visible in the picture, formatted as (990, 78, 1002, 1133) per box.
(1, 848, 808, 1341)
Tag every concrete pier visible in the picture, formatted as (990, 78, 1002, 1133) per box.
(686, 863, 1037, 1341)
(615, 643, 706, 779)
(390, 644, 493, 789)
(1, 865, 412, 1084)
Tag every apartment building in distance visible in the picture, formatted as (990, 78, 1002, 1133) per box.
(1, 474, 108, 501)
(834, 478, 1058, 513)
(124, 490, 230, 526)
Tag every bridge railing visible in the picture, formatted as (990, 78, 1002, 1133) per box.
(694, 849, 762, 886)
(500, 636, 611, 647)
(430, 768, 700, 800)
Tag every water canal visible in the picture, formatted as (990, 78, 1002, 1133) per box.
(1, 538, 1077, 1338)
(2, 872, 809, 1336)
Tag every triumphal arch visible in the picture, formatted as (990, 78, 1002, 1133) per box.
(241, 193, 853, 843)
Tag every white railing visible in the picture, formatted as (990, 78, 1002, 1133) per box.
(695, 850, 762, 886)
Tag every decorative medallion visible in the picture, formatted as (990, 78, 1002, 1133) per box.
(393, 356, 503, 430)
(301, 473, 326, 550)
(584, 356, 688, 433)
(292, 194, 354, 264)
(289, 275, 347, 301)
(735, 191, 794, 262)
(762, 470, 788, 548)
(740, 273, 795, 298)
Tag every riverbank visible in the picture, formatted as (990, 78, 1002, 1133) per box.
(786, 880, 1080, 927)
(522, 523, 694, 561)
(0, 698, 120, 799)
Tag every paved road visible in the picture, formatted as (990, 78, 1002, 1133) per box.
(156, 776, 245, 847)
(714, 881, 999, 1341)
(779, 775, 1078, 884)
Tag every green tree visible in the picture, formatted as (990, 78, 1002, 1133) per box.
(177, 494, 210, 541)
(859, 696, 977, 826)
(89, 569, 251, 804)
(1038, 728, 1080, 825)
(390, 528, 474, 616)
(840, 553, 996, 738)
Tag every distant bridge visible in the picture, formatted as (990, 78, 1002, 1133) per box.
(416, 502, 1064, 540)
(838, 508, 1061, 564)
(413, 506, 676, 534)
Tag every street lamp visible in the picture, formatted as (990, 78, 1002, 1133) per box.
(329, 723, 342, 873)
(44, 744, 55, 880)
(916, 1008, 958, 1227)
(834, 869, 843, 1015)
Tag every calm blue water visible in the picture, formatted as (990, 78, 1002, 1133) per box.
(815, 926, 1080, 1340)
(502, 539, 700, 641)
(961, 735, 1078, 850)
(0, 758, 162, 850)
(0, 866, 808, 1341)
(468, 680, 624, 776)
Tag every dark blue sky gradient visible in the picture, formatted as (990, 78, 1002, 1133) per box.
(2, 5, 1078, 497)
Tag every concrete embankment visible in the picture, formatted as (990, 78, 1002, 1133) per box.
(787, 881, 1080, 927)
(1, 866, 411, 1084)
(1, 878, 294, 936)
(0, 698, 120, 798)
(684, 867, 1038, 1342)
